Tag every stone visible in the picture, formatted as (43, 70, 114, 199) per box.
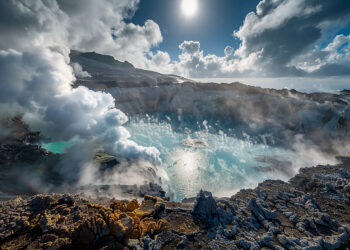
(248, 198, 277, 221)
(2, 157, 350, 249)
(192, 190, 218, 227)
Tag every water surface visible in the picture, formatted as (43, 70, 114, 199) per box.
(126, 114, 295, 201)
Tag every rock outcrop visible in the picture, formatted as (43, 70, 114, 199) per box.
(1, 158, 350, 249)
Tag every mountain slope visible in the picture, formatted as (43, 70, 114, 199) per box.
(70, 50, 189, 88)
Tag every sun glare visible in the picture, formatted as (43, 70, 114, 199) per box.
(181, 0, 198, 18)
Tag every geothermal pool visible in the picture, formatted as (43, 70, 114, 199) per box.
(125, 114, 297, 201)
(40, 139, 75, 154)
(40, 114, 304, 201)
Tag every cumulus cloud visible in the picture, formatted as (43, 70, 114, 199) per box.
(173, 40, 260, 78)
(171, 0, 350, 78)
(233, 0, 350, 77)
(56, 0, 167, 70)
(179, 41, 201, 54)
(0, 0, 171, 73)
(143, 50, 174, 75)
(2, 0, 348, 79)
(290, 34, 350, 76)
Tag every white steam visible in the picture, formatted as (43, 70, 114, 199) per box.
(0, 0, 165, 195)
(72, 63, 91, 78)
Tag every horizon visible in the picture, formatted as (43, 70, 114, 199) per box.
(60, 0, 350, 92)
(71, 48, 350, 93)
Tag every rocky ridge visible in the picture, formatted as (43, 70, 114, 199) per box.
(71, 51, 350, 155)
(1, 158, 349, 249)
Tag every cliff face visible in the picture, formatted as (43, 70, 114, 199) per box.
(72, 51, 350, 154)
(70, 50, 187, 88)
(1, 158, 349, 249)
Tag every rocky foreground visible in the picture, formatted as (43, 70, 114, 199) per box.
(1, 158, 350, 249)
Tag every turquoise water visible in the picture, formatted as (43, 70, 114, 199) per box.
(39, 114, 296, 201)
(40, 140, 75, 154)
(125, 115, 294, 201)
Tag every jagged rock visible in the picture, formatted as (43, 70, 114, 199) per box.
(176, 236, 189, 248)
(321, 232, 349, 250)
(93, 151, 119, 170)
(277, 191, 290, 202)
(235, 237, 259, 249)
(248, 197, 277, 221)
(0, 144, 50, 164)
(216, 199, 236, 224)
(223, 225, 237, 238)
(313, 213, 339, 231)
(30, 195, 57, 215)
(139, 183, 167, 200)
(1, 158, 350, 249)
(192, 190, 219, 227)
(191, 195, 235, 229)
(345, 184, 350, 193)
(152, 231, 180, 250)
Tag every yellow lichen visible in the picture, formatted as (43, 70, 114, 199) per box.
(75, 196, 169, 244)
(126, 199, 139, 212)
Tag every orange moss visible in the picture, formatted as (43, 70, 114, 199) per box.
(88, 202, 109, 211)
(110, 199, 140, 213)
(139, 218, 169, 237)
(76, 196, 169, 244)
(126, 199, 140, 212)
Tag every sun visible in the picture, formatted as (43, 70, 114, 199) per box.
(181, 0, 198, 18)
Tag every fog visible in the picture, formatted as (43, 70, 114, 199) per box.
(193, 77, 350, 93)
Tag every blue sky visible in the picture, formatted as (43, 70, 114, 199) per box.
(5, 0, 348, 80)
(124, 0, 350, 79)
(131, 0, 260, 60)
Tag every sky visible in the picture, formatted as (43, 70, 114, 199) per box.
(131, 0, 261, 59)
(0, 0, 350, 82)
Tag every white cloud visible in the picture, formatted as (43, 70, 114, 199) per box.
(0, 0, 168, 73)
(290, 34, 350, 74)
(145, 50, 174, 73)
(232, 0, 350, 76)
(179, 41, 201, 54)
(107, 20, 163, 68)
(151, 50, 171, 66)
(171, 0, 350, 78)
(2, 0, 349, 79)
(171, 41, 261, 78)
(55, 0, 168, 71)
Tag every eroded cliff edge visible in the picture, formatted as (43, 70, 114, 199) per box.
(1, 157, 350, 249)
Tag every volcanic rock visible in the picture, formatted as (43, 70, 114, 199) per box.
(1, 158, 350, 249)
